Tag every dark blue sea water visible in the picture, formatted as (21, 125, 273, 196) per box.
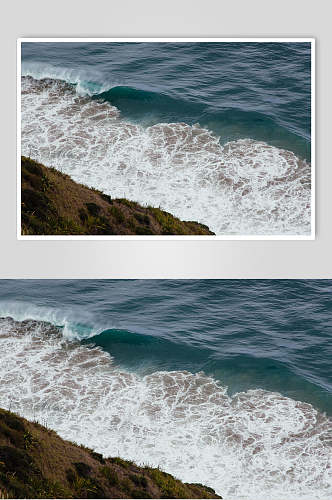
(0, 280, 331, 499)
(21, 42, 312, 236)
(1, 280, 331, 411)
(22, 42, 311, 158)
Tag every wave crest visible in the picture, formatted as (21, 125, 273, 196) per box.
(21, 63, 114, 96)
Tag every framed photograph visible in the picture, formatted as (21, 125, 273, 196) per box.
(17, 38, 315, 240)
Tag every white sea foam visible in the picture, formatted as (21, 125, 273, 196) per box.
(21, 63, 113, 96)
(1, 317, 331, 500)
(21, 76, 311, 235)
(0, 302, 94, 340)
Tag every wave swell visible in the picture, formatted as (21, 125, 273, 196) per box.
(1, 317, 331, 500)
(21, 76, 311, 235)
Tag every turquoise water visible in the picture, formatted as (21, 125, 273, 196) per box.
(0, 280, 331, 499)
(21, 42, 312, 236)
(21, 42, 311, 158)
(0, 279, 331, 412)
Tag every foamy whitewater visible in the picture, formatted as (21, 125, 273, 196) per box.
(21, 75, 311, 235)
(1, 316, 331, 500)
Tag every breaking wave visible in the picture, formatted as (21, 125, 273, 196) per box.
(0, 316, 331, 500)
(21, 62, 113, 96)
(21, 76, 311, 235)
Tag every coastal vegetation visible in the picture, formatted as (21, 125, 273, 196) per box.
(0, 407, 221, 498)
(21, 157, 214, 236)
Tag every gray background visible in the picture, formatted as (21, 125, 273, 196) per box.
(1, 0, 330, 278)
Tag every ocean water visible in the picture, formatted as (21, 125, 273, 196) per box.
(21, 42, 312, 235)
(0, 279, 331, 500)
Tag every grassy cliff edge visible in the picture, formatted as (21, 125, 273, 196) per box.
(21, 157, 215, 236)
(0, 407, 221, 499)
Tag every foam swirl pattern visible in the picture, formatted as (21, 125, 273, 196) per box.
(1, 317, 331, 500)
(21, 76, 311, 235)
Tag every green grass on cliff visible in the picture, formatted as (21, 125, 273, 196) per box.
(21, 156, 214, 236)
(0, 407, 221, 499)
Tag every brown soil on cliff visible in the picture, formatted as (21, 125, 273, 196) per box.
(0, 407, 221, 499)
(21, 157, 214, 236)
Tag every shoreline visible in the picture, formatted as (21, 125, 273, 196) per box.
(21, 156, 215, 236)
(0, 406, 221, 499)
